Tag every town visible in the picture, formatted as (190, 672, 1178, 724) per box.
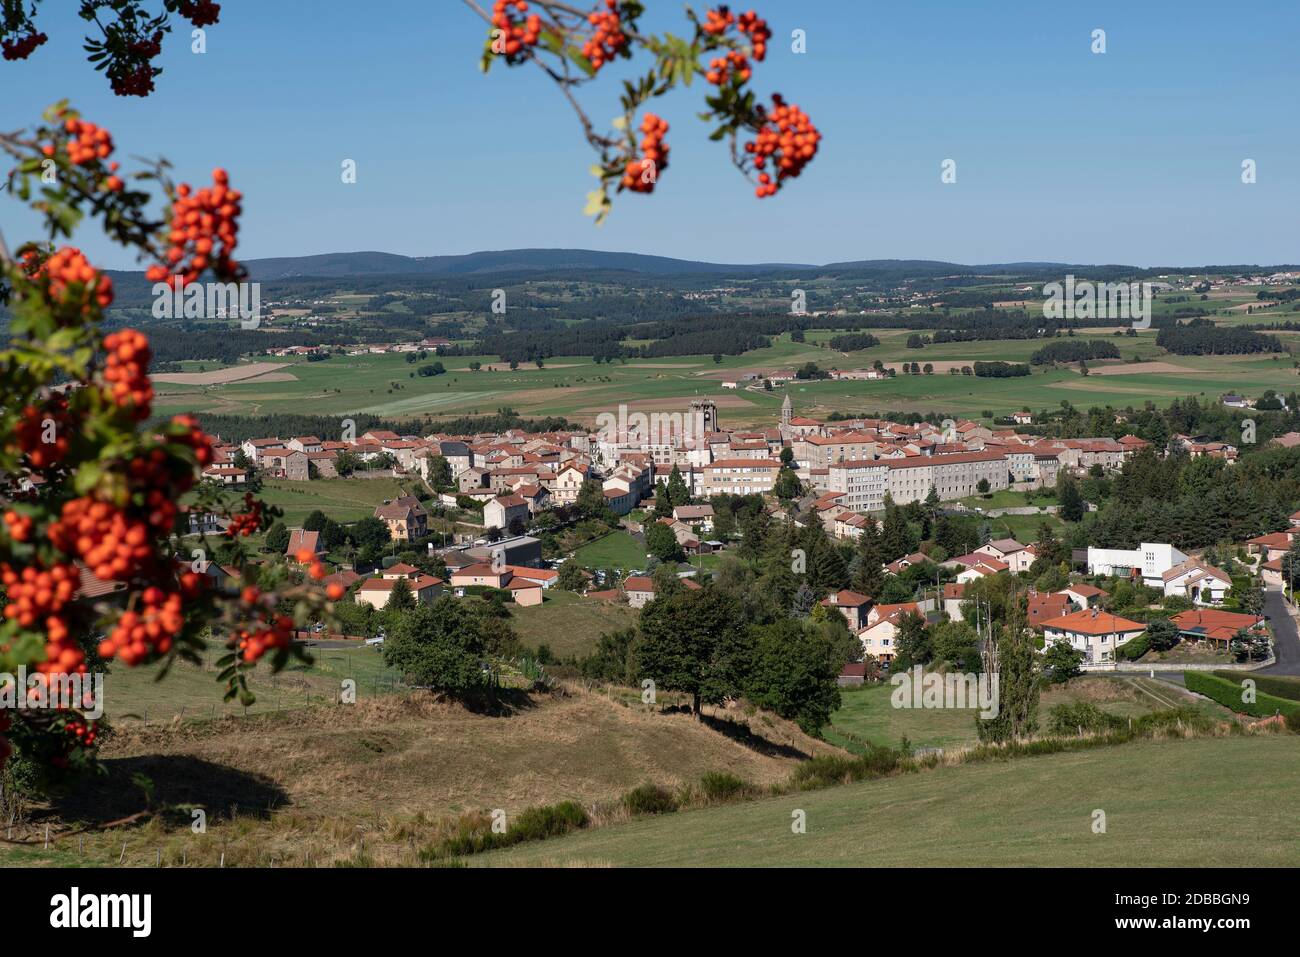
(184, 392, 1299, 678)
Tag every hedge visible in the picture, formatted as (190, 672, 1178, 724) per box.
(1212, 670, 1300, 702)
(1184, 671, 1300, 719)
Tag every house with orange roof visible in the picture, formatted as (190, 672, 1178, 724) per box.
(449, 563, 512, 590)
(819, 589, 873, 630)
(286, 529, 323, 561)
(355, 574, 444, 610)
(1170, 608, 1266, 648)
(1027, 592, 1072, 631)
(1040, 608, 1146, 663)
(858, 601, 927, 664)
(484, 493, 530, 531)
(941, 582, 966, 620)
(1058, 583, 1107, 609)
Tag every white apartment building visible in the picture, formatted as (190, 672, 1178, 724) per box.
(1086, 542, 1188, 588)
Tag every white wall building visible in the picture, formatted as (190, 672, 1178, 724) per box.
(1086, 543, 1187, 587)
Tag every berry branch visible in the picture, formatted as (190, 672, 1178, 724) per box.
(463, 1, 821, 222)
(0, 103, 338, 792)
(0, 0, 222, 96)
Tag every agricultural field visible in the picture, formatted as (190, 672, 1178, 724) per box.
(151, 330, 1299, 430)
(479, 734, 1300, 867)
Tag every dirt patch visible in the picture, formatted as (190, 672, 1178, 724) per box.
(1084, 361, 1196, 376)
(574, 394, 754, 417)
(238, 371, 299, 384)
(152, 362, 294, 385)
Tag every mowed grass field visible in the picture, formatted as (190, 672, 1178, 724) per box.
(150, 330, 1300, 429)
(480, 734, 1300, 867)
(253, 476, 415, 526)
(100, 642, 404, 724)
(510, 588, 639, 660)
(572, 530, 647, 571)
(824, 676, 1228, 753)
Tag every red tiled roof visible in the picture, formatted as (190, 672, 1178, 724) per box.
(1039, 609, 1144, 636)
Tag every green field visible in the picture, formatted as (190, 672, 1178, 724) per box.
(824, 675, 1224, 753)
(480, 734, 1300, 866)
(253, 476, 416, 526)
(572, 531, 647, 571)
(151, 332, 1300, 429)
(102, 642, 403, 724)
(509, 588, 639, 660)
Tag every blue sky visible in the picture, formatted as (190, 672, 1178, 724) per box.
(5, 0, 1298, 269)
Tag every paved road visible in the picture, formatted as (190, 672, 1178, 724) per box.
(1255, 587, 1300, 675)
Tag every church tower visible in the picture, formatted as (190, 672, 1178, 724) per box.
(781, 391, 793, 429)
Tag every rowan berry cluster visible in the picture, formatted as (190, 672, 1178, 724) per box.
(296, 548, 328, 582)
(583, 0, 628, 71)
(98, 586, 184, 665)
(32, 247, 116, 319)
(111, 63, 156, 97)
(49, 498, 156, 583)
(169, 414, 215, 469)
(3, 510, 34, 542)
(701, 6, 769, 60)
(178, 1, 222, 28)
(0, 562, 78, 630)
(144, 169, 243, 288)
(736, 10, 770, 59)
(225, 492, 264, 537)
(2, 30, 47, 61)
(621, 113, 669, 193)
(57, 118, 114, 166)
(492, 0, 542, 58)
(705, 49, 750, 85)
(14, 402, 69, 470)
(64, 718, 98, 748)
(232, 586, 294, 663)
(744, 94, 820, 197)
(102, 329, 154, 419)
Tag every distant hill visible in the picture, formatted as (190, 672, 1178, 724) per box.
(110, 248, 1300, 283)
(241, 248, 818, 280)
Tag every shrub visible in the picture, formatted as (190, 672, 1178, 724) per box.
(1118, 634, 1150, 661)
(697, 771, 753, 803)
(1213, 670, 1300, 702)
(1046, 701, 1123, 736)
(1184, 672, 1300, 719)
(623, 783, 679, 815)
(509, 801, 588, 841)
(422, 800, 589, 860)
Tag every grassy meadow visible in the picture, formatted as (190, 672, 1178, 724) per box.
(150, 329, 1300, 430)
(479, 734, 1300, 867)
